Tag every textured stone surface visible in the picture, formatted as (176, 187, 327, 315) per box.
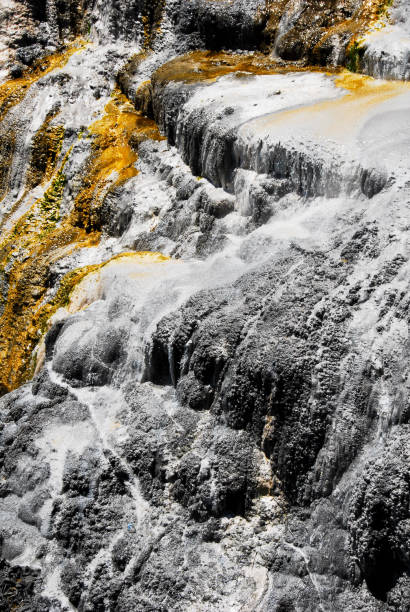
(0, 1, 410, 611)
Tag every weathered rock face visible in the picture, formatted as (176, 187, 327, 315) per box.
(0, 1, 410, 611)
(359, 1, 410, 80)
(3, 0, 409, 77)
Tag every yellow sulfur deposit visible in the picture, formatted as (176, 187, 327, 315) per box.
(26, 114, 65, 189)
(0, 41, 87, 123)
(0, 130, 16, 203)
(141, 1, 165, 48)
(152, 50, 341, 96)
(153, 50, 293, 86)
(257, 70, 410, 139)
(0, 83, 165, 393)
(47, 251, 170, 318)
(33, 251, 171, 376)
(73, 88, 164, 232)
(0, 216, 100, 394)
(315, 0, 393, 50)
(333, 69, 408, 95)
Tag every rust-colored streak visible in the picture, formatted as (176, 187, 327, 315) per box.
(0, 224, 100, 395)
(141, 0, 165, 49)
(32, 251, 171, 376)
(0, 130, 16, 202)
(0, 84, 165, 393)
(152, 50, 337, 88)
(253, 71, 410, 142)
(73, 88, 165, 232)
(0, 145, 99, 393)
(26, 114, 65, 190)
(0, 42, 86, 123)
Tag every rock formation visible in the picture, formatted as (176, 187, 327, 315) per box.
(0, 0, 409, 610)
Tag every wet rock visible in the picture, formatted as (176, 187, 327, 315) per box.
(52, 318, 124, 387)
(32, 369, 69, 400)
(9, 64, 24, 78)
(0, 560, 40, 611)
(0, 1, 409, 610)
(349, 428, 410, 601)
(189, 0, 267, 51)
(16, 43, 43, 66)
(60, 559, 84, 607)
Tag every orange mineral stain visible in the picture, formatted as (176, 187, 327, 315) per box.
(0, 41, 87, 123)
(0, 84, 165, 393)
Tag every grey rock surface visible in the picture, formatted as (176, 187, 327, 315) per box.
(0, 1, 409, 611)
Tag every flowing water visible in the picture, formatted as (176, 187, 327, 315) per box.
(1, 1, 410, 610)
